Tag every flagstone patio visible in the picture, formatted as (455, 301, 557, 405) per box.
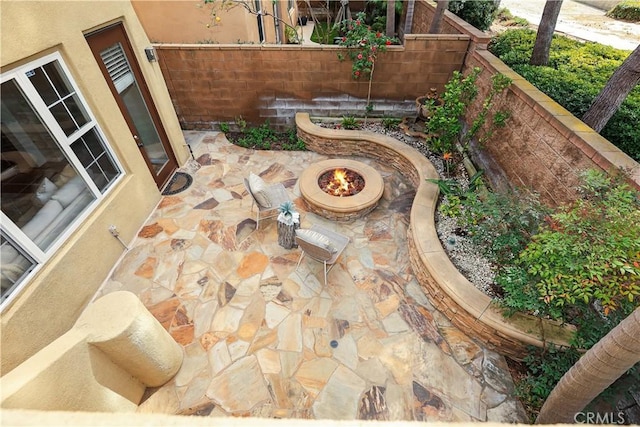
(95, 131, 528, 422)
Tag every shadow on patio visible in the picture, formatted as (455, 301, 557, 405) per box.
(96, 131, 527, 422)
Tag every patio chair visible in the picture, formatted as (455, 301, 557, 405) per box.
(295, 225, 350, 287)
(244, 173, 291, 229)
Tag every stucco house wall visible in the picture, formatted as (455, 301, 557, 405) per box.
(132, 0, 300, 44)
(0, 0, 189, 374)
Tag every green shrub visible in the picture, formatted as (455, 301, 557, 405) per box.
(606, 0, 640, 22)
(489, 29, 640, 161)
(381, 117, 401, 129)
(496, 266, 549, 317)
(310, 21, 339, 44)
(448, 0, 501, 31)
(219, 122, 230, 133)
(516, 345, 582, 421)
(494, 7, 530, 27)
(340, 116, 359, 129)
(426, 67, 481, 154)
(282, 127, 307, 151)
(520, 170, 640, 317)
(228, 123, 307, 151)
(236, 121, 277, 149)
(460, 188, 549, 268)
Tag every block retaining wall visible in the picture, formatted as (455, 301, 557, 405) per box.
(459, 49, 640, 206)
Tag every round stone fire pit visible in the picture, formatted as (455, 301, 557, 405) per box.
(299, 159, 384, 221)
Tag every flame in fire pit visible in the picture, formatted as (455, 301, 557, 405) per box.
(318, 168, 365, 197)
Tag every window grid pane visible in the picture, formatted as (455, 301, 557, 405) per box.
(71, 128, 119, 192)
(28, 63, 89, 136)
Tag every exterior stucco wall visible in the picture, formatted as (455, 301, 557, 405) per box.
(132, 0, 299, 44)
(0, 0, 188, 374)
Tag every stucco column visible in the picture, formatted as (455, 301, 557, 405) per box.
(74, 291, 183, 387)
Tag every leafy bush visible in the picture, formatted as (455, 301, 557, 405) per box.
(489, 29, 640, 161)
(496, 266, 548, 317)
(448, 0, 501, 31)
(606, 0, 640, 22)
(520, 170, 640, 317)
(516, 345, 582, 421)
(236, 121, 277, 149)
(381, 117, 401, 129)
(494, 7, 529, 27)
(282, 127, 306, 151)
(468, 169, 640, 418)
(231, 122, 306, 151)
(219, 122, 230, 133)
(426, 67, 481, 154)
(460, 189, 549, 268)
(340, 116, 359, 129)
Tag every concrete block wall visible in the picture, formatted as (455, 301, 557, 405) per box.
(461, 49, 640, 206)
(406, 0, 491, 50)
(155, 35, 470, 130)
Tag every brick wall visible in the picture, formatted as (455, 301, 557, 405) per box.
(156, 35, 470, 130)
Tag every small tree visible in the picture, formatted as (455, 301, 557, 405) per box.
(337, 12, 398, 120)
(536, 308, 640, 424)
(582, 45, 640, 132)
(429, 0, 450, 34)
(203, 0, 299, 43)
(530, 0, 564, 66)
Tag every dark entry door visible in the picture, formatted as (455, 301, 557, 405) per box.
(86, 23, 177, 188)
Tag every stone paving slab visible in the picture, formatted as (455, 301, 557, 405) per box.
(98, 131, 528, 422)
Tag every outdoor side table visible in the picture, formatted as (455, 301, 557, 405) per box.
(277, 219, 299, 249)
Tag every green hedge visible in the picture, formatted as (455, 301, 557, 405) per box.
(606, 0, 640, 22)
(448, 0, 501, 31)
(489, 29, 640, 162)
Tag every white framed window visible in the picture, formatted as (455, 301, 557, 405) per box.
(1, 52, 123, 306)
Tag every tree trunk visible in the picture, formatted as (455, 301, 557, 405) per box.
(582, 45, 640, 132)
(530, 0, 563, 66)
(386, 0, 396, 37)
(428, 0, 449, 34)
(403, 0, 415, 35)
(536, 308, 640, 424)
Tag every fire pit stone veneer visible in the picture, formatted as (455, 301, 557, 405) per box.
(299, 159, 384, 221)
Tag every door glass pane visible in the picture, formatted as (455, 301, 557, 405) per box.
(1, 80, 95, 252)
(1, 232, 36, 301)
(99, 43, 169, 173)
(27, 61, 89, 136)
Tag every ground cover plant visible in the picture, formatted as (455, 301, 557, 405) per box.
(488, 29, 640, 161)
(606, 0, 640, 22)
(222, 119, 306, 151)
